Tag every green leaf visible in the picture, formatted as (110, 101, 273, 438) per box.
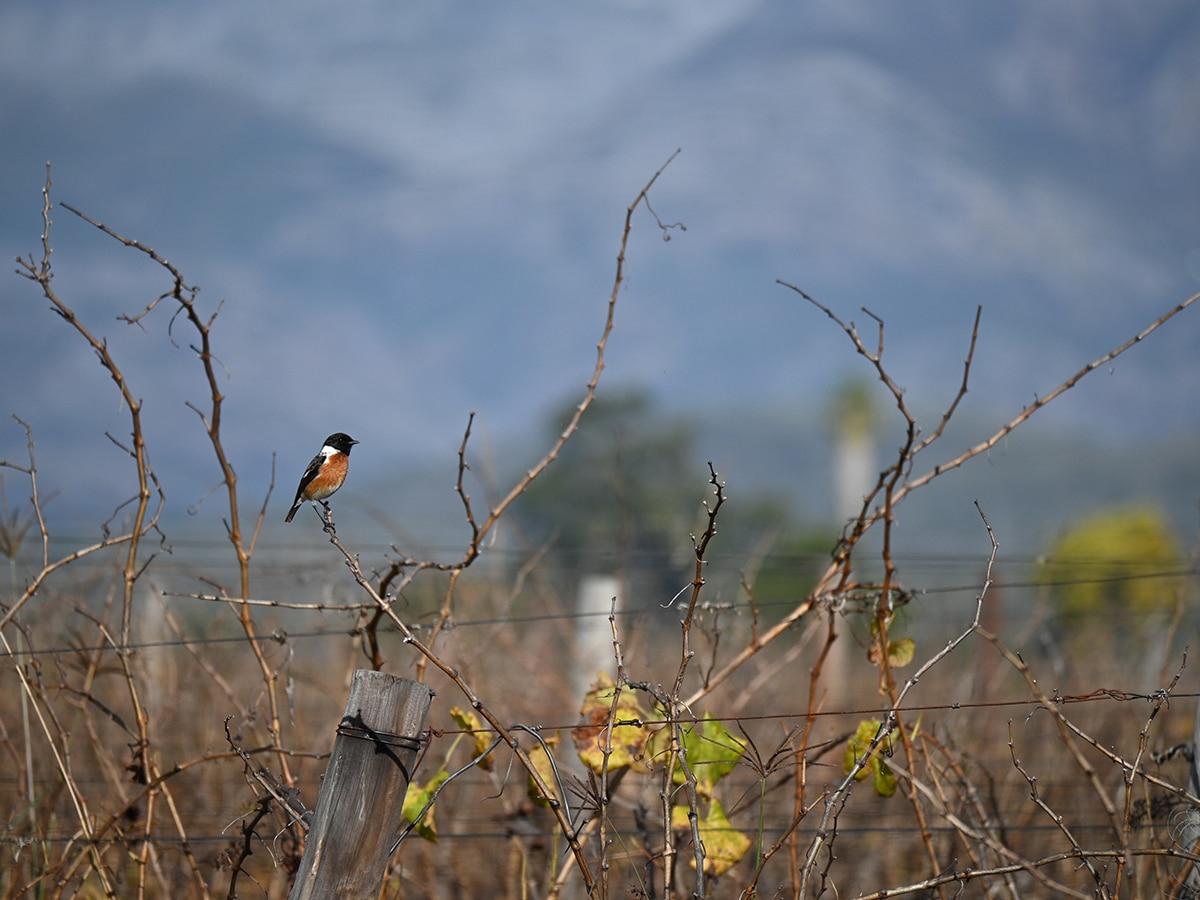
(677, 714, 746, 797)
(872, 757, 898, 797)
(844, 719, 897, 798)
(645, 713, 746, 796)
(888, 637, 915, 667)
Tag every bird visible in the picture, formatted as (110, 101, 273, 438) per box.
(284, 432, 359, 523)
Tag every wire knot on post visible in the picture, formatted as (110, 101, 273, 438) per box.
(334, 720, 424, 754)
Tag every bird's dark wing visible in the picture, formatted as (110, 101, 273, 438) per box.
(292, 452, 325, 502)
(284, 451, 326, 521)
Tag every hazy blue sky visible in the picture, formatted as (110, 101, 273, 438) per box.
(2, 2, 1198, 533)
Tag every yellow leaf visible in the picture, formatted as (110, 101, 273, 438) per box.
(699, 799, 752, 877)
(672, 799, 751, 877)
(401, 770, 449, 842)
(573, 673, 652, 774)
(671, 803, 692, 832)
(526, 733, 561, 808)
(450, 706, 494, 771)
(844, 719, 880, 781)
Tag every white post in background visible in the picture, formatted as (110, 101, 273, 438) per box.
(138, 583, 172, 719)
(828, 379, 878, 707)
(833, 433, 874, 529)
(572, 575, 622, 712)
(830, 380, 876, 528)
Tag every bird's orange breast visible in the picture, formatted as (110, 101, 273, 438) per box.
(304, 452, 349, 501)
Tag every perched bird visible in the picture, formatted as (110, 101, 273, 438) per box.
(284, 432, 359, 523)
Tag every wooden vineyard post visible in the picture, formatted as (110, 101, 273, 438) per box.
(289, 670, 434, 899)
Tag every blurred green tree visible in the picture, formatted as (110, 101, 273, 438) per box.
(514, 388, 815, 608)
(515, 388, 698, 602)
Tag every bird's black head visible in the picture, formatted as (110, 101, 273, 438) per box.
(324, 433, 359, 455)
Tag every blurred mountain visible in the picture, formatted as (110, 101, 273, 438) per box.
(2, 3, 1198, 562)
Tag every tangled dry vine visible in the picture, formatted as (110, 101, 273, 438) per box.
(2, 157, 1198, 899)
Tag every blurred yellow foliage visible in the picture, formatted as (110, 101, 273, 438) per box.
(1040, 506, 1184, 616)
